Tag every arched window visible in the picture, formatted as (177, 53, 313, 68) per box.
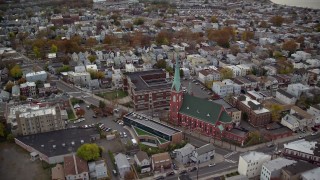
(173, 95, 176, 102)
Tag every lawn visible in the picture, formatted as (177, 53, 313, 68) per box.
(96, 90, 128, 100)
(133, 127, 168, 144)
(67, 109, 76, 120)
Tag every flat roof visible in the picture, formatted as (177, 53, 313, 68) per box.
(263, 157, 296, 172)
(284, 139, 317, 155)
(240, 151, 271, 163)
(126, 69, 172, 92)
(15, 128, 99, 157)
(125, 112, 181, 136)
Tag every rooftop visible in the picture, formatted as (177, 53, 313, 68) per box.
(277, 89, 295, 99)
(126, 69, 172, 92)
(115, 153, 130, 168)
(284, 139, 318, 155)
(15, 128, 99, 157)
(179, 94, 232, 124)
(301, 167, 320, 180)
(126, 112, 181, 136)
(262, 157, 296, 172)
(64, 154, 88, 176)
(240, 151, 271, 163)
(282, 161, 317, 176)
(236, 95, 270, 114)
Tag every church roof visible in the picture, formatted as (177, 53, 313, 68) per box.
(171, 56, 181, 92)
(179, 94, 232, 124)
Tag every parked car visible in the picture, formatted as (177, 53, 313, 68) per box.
(92, 115, 97, 118)
(267, 143, 275, 147)
(112, 169, 117, 176)
(179, 170, 187, 175)
(123, 132, 127, 138)
(154, 176, 164, 180)
(208, 163, 216, 167)
(166, 171, 175, 176)
(311, 132, 317, 136)
(189, 167, 197, 172)
(120, 132, 124, 138)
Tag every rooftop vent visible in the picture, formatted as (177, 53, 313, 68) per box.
(53, 145, 56, 149)
(41, 144, 44, 148)
(62, 143, 66, 147)
(71, 141, 75, 146)
(80, 140, 84, 144)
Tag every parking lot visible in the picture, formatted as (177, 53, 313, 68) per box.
(181, 77, 211, 99)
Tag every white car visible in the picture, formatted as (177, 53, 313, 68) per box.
(311, 132, 317, 136)
(208, 163, 216, 167)
(123, 132, 127, 138)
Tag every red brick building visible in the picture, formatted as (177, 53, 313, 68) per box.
(232, 95, 271, 127)
(124, 69, 171, 111)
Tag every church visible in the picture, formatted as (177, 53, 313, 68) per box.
(169, 59, 245, 142)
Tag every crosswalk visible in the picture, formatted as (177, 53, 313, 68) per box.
(225, 159, 237, 164)
(224, 151, 238, 158)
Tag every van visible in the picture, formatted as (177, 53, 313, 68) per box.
(27, 97, 33, 102)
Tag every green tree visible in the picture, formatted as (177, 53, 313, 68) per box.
(88, 55, 96, 64)
(33, 46, 41, 59)
(0, 123, 5, 137)
(220, 68, 233, 80)
(266, 104, 284, 122)
(76, 143, 100, 161)
(51, 44, 58, 53)
(155, 59, 167, 69)
(57, 65, 70, 73)
(99, 100, 106, 109)
(133, 18, 145, 26)
(10, 65, 22, 79)
(6, 133, 14, 143)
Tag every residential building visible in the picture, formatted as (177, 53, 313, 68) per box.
(212, 98, 242, 125)
(276, 89, 297, 105)
(134, 151, 150, 173)
(151, 152, 172, 172)
(198, 69, 220, 84)
(281, 114, 300, 132)
(287, 83, 310, 98)
(233, 76, 259, 91)
(52, 164, 65, 180)
(111, 68, 123, 88)
(38, 82, 58, 96)
(307, 104, 320, 126)
(300, 167, 320, 180)
(232, 95, 271, 127)
(11, 105, 66, 136)
(25, 71, 48, 82)
(175, 143, 195, 164)
(283, 139, 320, 166)
(212, 81, 234, 97)
(20, 82, 36, 97)
(124, 112, 183, 149)
(222, 79, 241, 96)
(15, 128, 100, 164)
(225, 175, 249, 180)
(226, 65, 241, 77)
(0, 90, 10, 102)
(11, 85, 20, 99)
(281, 161, 317, 180)
(88, 160, 108, 180)
(238, 151, 271, 179)
(190, 143, 215, 164)
(64, 154, 89, 180)
(290, 106, 314, 130)
(124, 69, 172, 111)
(114, 153, 131, 178)
(67, 72, 91, 86)
(260, 157, 296, 180)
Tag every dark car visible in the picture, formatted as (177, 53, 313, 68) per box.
(154, 176, 165, 180)
(189, 167, 197, 172)
(92, 115, 97, 118)
(179, 170, 188, 175)
(166, 171, 175, 176)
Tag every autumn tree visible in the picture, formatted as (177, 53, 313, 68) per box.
(10, 65, 22, 79)
(133, 18, 145, 26)
(86, 37, 97, 47)
(99, 100, 106, 109)
(277, 57, 294, 74)
(282, 40, 298, 54)
(241, 31, 254, 41)
(88, 69, 105, 79)
(88, 55, 96, 64)
(154, 20, 163, 28)
(230, 45, 240, 55)
(266, 104, 284, 122)
(76, 143, 100, 161)
(124, 171, 135, 180)
(103, 35, 115, 45)
(207, 27, 235, 48)
(18, 77, 26, 84)
(155, 30, 172, 45)
(270, 15, 284, 27)
(33, 46, 41, 59)
(259, 21, 268, 28)
(220, 68, 233, 80)
(5, 81, 14, 93)
(76, 108, 85, 117)
(210, 16, 218, 23)
(155, 59, 167, 69)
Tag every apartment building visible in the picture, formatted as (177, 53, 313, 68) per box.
(238, 151, 271, 179)
(8, 104, 66, 136)
(260, 157, 296, 180)
(67, 72, 91, 86)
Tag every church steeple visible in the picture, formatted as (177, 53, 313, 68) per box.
(171, 54, 181, 92)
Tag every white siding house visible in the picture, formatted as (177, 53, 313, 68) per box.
(238, 151, 271, 179)
(175, 143, 195, 164)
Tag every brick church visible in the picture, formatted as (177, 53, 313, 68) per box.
(169, 59, 246, 143)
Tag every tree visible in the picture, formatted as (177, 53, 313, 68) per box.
(76, 109, 85, 117)
(154, 20, 163, 28)
(230, 45, 240, 55)
(10, 65, 22, 79)
(57, 65, 70, 73)
(99, 100, 106, 109)
(266, 104, 284, 122)
(179, 69, 184, 77)
(155, 30, 172, 45)
(76, 143, 100, 161)
(270, 16, 284, 27)
(124, 171, 135, 180)
(4, 81, 14, 93)
(86, 37, 97, 47)
(103, 35, 115, 45)
(207, 27, 235, 48)
(51, 44, 58, 53)
(220, 68, 233, 80)
(282, 40, 298, 54)
(155, 59, 167, 69)
(7, 133, 14, 142)
(18, 77, 26, 84)
(88, 55, 96, 64)
(210, 16, 218, 23)
(33, 46, 41, 59)
(241, 31, 254, 41)
(133, 18, 144, 26)
(0, 123, 5, 137)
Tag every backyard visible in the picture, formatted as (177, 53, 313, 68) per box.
(96, 90, 128, 100)
(0, 142, 50, 180)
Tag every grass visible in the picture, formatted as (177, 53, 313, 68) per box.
(67, 109, 76, 120)
(96, 90, 128, 100)
(133, 127, 168, 144)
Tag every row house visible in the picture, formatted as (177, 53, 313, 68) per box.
(307, 104, 320, 126)
(232, 95, 271, 127)
(258, 76, 278, 91)
(226, 65, 241, 77)
(283, 139, 320, 166)
(261, 157, 296, 180)
(38, 82, 58, 97)
(212, 80, 241, 98)
(25, 71, 48, 82)
(233, 76, 258, 91)
(281, 106, 314, 131)
(112, 68, 123, 88)
(67, 72, 91, 87)
(198, 69, 221, 84)
(276, 89, 297, 105)
(272, 74, 291, 88)
(281, 161, 318, 180)
(238, 151, 271, 179)
(20, 82, 36, 97)
(287, 83, 310, 98)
